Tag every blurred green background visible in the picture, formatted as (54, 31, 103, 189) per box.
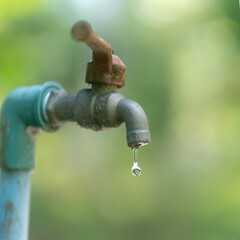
(1, 0, 240, 239)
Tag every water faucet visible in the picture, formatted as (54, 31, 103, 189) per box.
(45, 21, 151, 148)
(0, 21, 151, 240)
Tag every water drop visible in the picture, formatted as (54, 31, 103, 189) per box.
(131, 162, 141, 176)
(131, 147, 141, 176)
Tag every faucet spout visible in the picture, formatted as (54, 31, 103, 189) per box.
(116, 99, 151, 148)
(45, 89, 151, 149)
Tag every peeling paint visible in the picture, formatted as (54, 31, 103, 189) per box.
(26, 126, 42, 141)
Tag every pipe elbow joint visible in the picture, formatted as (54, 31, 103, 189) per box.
(0, 82, 63, 170)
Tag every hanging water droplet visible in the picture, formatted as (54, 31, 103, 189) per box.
(131, 147, 141, 176)
(131, 162, 141, 176)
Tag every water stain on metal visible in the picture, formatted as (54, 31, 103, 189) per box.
(4, 202, 13, 219)
(0, 119, 8, 168)
(0, 201, 14, 235)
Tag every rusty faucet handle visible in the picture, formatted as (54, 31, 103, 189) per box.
(71, 21, 112, 54)
(71, 20, 126, 88)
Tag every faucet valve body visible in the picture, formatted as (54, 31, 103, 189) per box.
(46, 88, 151, 148)
(74, 90, 124, 131)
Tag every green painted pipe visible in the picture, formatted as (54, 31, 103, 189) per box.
(0, 82, 63, 170)
(0, 82, 63, 240)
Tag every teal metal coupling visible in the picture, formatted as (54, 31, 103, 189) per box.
(0, 81, 64, 170)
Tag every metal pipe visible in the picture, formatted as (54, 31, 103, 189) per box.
(53, 94, 76, 121)
(46, 92, 76, 123)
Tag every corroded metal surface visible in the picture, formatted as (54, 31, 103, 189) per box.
(71, 21, 126, 88)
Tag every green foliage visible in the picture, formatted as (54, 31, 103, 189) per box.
(1, 0, 240, 239)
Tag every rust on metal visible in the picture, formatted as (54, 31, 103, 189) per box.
(71, 21, 126, 88)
